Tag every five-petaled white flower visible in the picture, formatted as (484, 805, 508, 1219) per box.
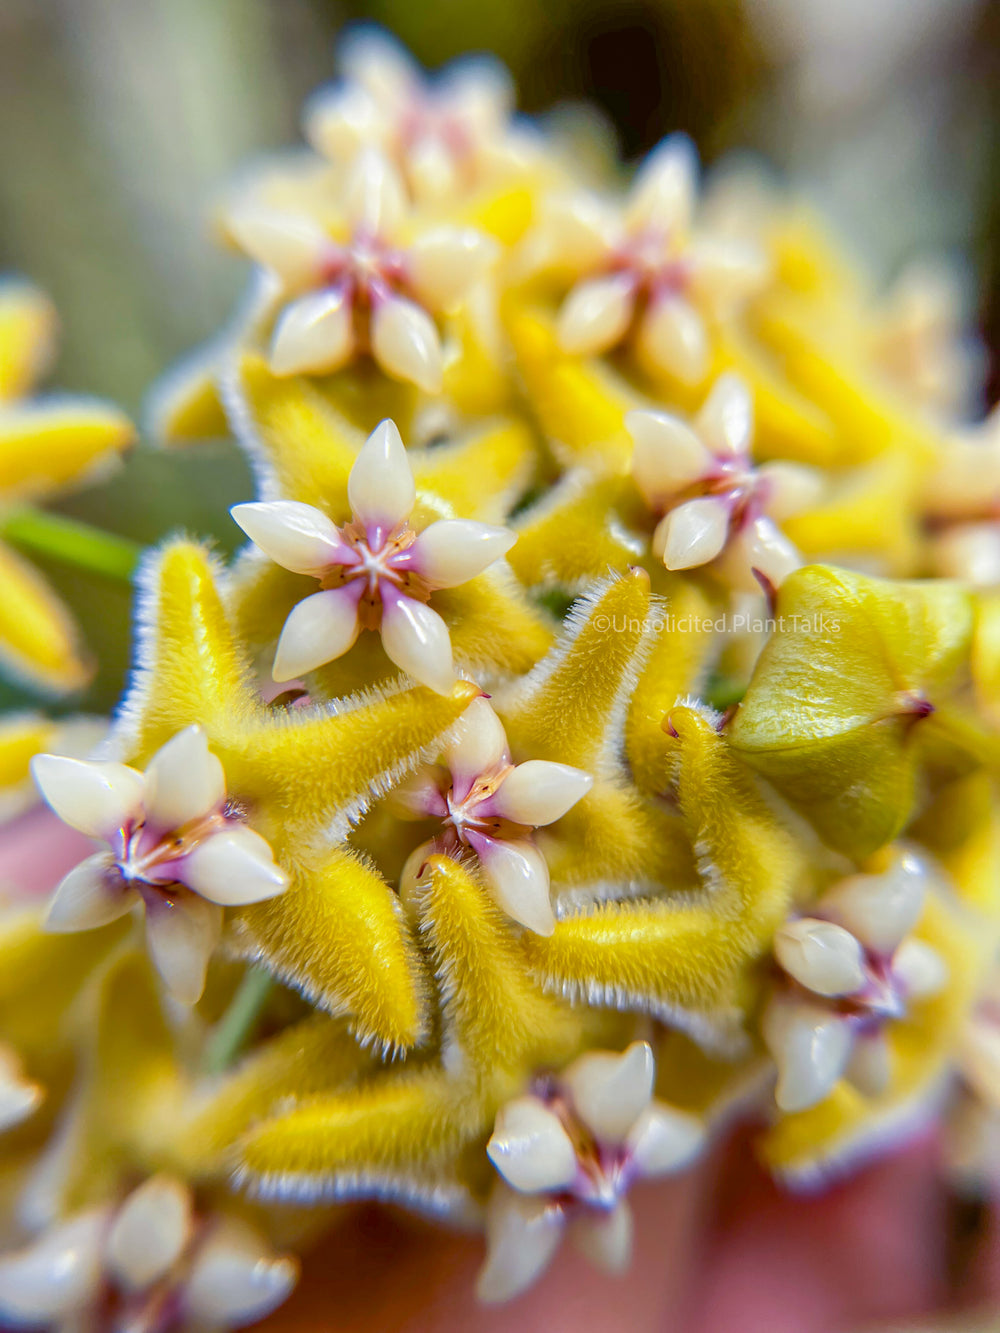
(31, 727, 288, 1005)
(0, 1174, 298, 1332)
(625, 373, 821, 590)
(534, 134, 768, 384)
(391, 696, 592, 935)
(226, 147, 498, 390)
(764, 848, 949, 1114)
(303, 28, 534, 206)
(477, 1041, 705, 1303)
(232, 420, 517, 695)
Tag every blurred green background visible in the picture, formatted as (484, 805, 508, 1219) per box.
(0, 0, 997, 714)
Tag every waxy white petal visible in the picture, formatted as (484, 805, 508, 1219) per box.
(756, 461, 824, 521)
(688, 236, 770, 309)
(845, 1034, 893, 1099)
(341, 27, 418, 103)
(143, 726, 226, 831)
(386, 766, 449, 820)
(626, 1102, 706, 1177)
(488, 1095, 578, 1194)
(562, 1041, 654, 1144)
(774, 917, 866, 998)
(45, 853, 137, 933)
(344, 148, 406, 235)
(763, 997, 853, 1113)
(626, 409, 713, 507)
(542, 193, 616, 270)
(232, 499, 348, 576)
(472, 834, 555, 936)
(493, 760, 593, 828)
(441, 697, 508, 785)
(184, 1216, 298, 1326)
(892, 938, 948, 1000)
(636, 295, 709, 385)
(226, 207, 330, 288)
(269, 288, 354, 378)
(556, 273, 635, 356)
(410, 519, 515, 589)
(822, 850, 929, 954)
(106, 1175, 194, 1292)
(183, 825, 288, 906)
(718, 515, 801, 592)
(398, 838, 435, 909)
(348, 418, 415, 531)
(304, 85, 384, 162)
(408, 228, 499, 310)
(408, 135, 461, 205)
(273, 587, 362, 683)
(0, 1210, 107, 1324)
(627, 134, 698, 233)
(0, 1047, 42, 1132)
(476, 1187, 565, 1305)
(655, 496, 731, 570)
(696, 372, 753, 458)
(572, 1201, 633, 1274)
(31, 754, 144, 840)
(145, 893, 223, 1006)
(380, 592, 455, 695)
(370, 294, 444, 393)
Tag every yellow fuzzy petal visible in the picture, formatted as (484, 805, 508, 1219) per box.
(525, 706, 805, 1045)
(177, 1015, 374, 1176)
(502, 299, 642, 473)
(230, 847, 429, 1053)
(146, 341, 230, 445)
(0, 539, 93, 694)
(729, 565, 976, 857)
(0, 400, 133, 501)
(0, 282, 57, 403)
(508, 471, 646, 590)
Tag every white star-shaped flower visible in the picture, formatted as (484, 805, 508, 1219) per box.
(391, 697, 592, 935)
(0, 1175, 298, 1332)
(303, 28, 534, 206)
(232, 420, 517, 694)
(764, 848, 949, 1114)
(226, 148, 499, 390)
(625, 373, 821, 590)
(31, 727, 288, 1005)
(532, 134, 767, 384)
(477, 1041, 705, 1303)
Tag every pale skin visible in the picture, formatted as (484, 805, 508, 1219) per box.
(2, 812, 998, 1333)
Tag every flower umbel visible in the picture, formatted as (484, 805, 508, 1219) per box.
(764, 848, 949, 1113)
(477, 1041, 705, 1302)
(233, 418, 517, 693)
(626, 373, 820, 589)
(31, 725, 288, 1004)
(227, 148, 498, 389)
(393, 696, 593, 934)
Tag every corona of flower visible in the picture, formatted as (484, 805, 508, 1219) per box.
(764, 849, 949, 1112)
(304, 27, 532, 206)
(626, 374, 820, 588)
(227, 148, 498, 389)
(478, 1042, 705, 1302)
(233, 418, 516, 692)
(0, 1175, 297, 1331)
(393, 696, 592, 934)
(533, 135, 767, 383)
(31, 725, 288, 1003)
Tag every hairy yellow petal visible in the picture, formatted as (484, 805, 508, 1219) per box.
(0, 401, 133, 501)
(0, 541, 92, 694)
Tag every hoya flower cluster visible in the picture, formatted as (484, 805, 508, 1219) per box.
(3, 26, 1000, 1327)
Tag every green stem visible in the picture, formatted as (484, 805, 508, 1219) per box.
(0, 505, 143, 582)
(202, 965, 274, 1075)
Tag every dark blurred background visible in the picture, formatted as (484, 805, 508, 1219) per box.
(0, 0, 998, 712)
